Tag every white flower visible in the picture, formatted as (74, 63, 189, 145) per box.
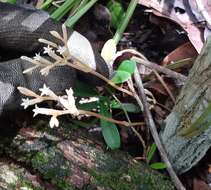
(43, 45, 53, 54)
(21, 98, 43, 109)
(33, 105, 50, 117)
(57, 46, 67, 56)
(39, 84, 58, 99)
(58, 88, 79, 115)
(34, 53, 42, 61)
(21, 98, 31, 109)
(39, 84, 50, 96)
(49, 116, 59, 128)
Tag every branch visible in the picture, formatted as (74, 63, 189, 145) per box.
(133, 67, 186, 190)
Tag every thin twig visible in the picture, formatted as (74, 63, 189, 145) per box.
(66, 62, 134, 97)
(112, 92, 147, 157)
(78, 110, 144, 127)
(133, 67, 186, 190)
(153, 70, 176, 104)
(127, 78, 150, 144)
(132, 56, 187, 83)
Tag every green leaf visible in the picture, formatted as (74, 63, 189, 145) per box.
(150, 162, 167, 170)
(111, 70, 131, 84)
(146, 143, 157, 162)
(118, 60, 136, 74)
(100, 99, 121, 150)
(107, 0, 125, 29)
(111, 101, 141, 113)
(73, 81, 98, 97)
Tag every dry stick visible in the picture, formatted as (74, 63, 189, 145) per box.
(153, 70, 176, 104)
(132, 56, 187, 83)
(78, 110, 144, 127)
(66, 62, 133, 97)
(112, 92, 147, 157)
(133, 68, 186, 190)
(127, 78, 150, 144)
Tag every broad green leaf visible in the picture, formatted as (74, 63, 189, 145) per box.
(100, 99, 121, 149)
(146, 143, 157, 162)
(150, 162, 167, 170)
(112, 70, 131, 84)
(111, 101, 141, 113)
(118, 60, 136, 74)
(73, 81, 98, 97)
(107, 0, 125, 29)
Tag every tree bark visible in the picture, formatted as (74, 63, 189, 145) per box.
(160, 37, 211, 174)
(0, 118, 174, 190)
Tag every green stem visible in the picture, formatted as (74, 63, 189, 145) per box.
(69, 0, 89, 17)
(6, 0, 16, 4)
(113, 0, 139, 44)
(40, 0, 54, 10)
(65, 0, 98, 28)
(51, 0, 75, 21)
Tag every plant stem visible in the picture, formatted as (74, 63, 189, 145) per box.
(133, 67, 186, 190)
(69, 0, 89, 17)
(66, 62, 134, 97)
(113, 0, 139, 44)
(51, 0, 75, 21)
(6, 0, 16, 4)
(40, 0, 54, 10)
(65, 0, 98, 28)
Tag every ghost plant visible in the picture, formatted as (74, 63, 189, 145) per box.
(18, 24, 145, 128)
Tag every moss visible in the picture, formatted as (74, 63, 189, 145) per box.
(52, 179, 79, 190)
(89, 162, 175, 190)
(31, 147, 71, 180)
(17, 179, 44, 190)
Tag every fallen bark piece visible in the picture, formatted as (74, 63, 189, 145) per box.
(160, 37, 211, 174)
(0, 119, 175, 190)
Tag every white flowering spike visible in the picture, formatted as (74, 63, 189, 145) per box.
(23, 65, 39, 74)
(58, 88, 79, 115)
(33, 105, 56, 117)
(49, 116, 59, 128)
